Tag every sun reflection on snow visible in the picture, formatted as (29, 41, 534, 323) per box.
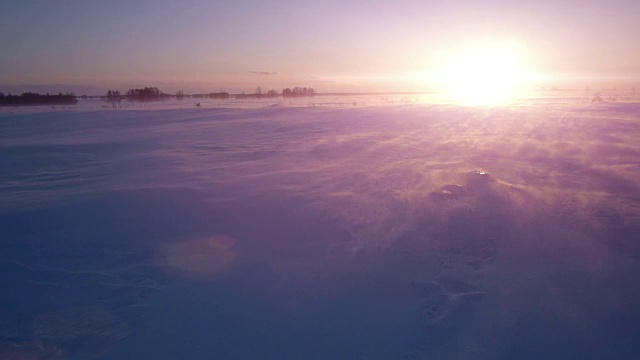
(161, 235, 238, 275)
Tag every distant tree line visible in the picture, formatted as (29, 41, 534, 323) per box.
(101, 85, 316, 102)
(125, 87, 166, 101)
(192, 92, 230, 99)
(282, 87, 315, 97)
(0, 92, 78, 106)
(105, 87, 231, 102)
(235, 86, 315, 99)
(235, 86, 280, 99)
(103, 87, 167, 102)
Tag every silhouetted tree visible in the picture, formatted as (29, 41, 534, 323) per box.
(0, 92, 77, 106)
(125, 87, 165, 101)
(106, 90, 121, 100)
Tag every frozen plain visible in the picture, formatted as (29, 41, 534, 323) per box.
(1, 96, 640, 359)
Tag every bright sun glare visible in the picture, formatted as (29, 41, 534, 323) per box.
(438, 42, 530, 105)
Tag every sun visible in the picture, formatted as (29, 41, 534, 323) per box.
(437, 42, 530, 105)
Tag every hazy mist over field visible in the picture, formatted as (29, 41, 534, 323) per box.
(1, 97, 640, 359)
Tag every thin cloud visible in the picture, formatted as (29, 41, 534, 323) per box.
(250, 71, 278, 76)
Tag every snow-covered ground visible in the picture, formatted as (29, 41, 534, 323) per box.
(1, 98, 640, 359)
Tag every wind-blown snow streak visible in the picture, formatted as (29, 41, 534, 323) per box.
(1, 103, 640, 358)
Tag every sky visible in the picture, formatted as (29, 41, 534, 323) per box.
(1, 0, 639, 94)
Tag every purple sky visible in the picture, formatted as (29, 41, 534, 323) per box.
(1, 0, 639, 94)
